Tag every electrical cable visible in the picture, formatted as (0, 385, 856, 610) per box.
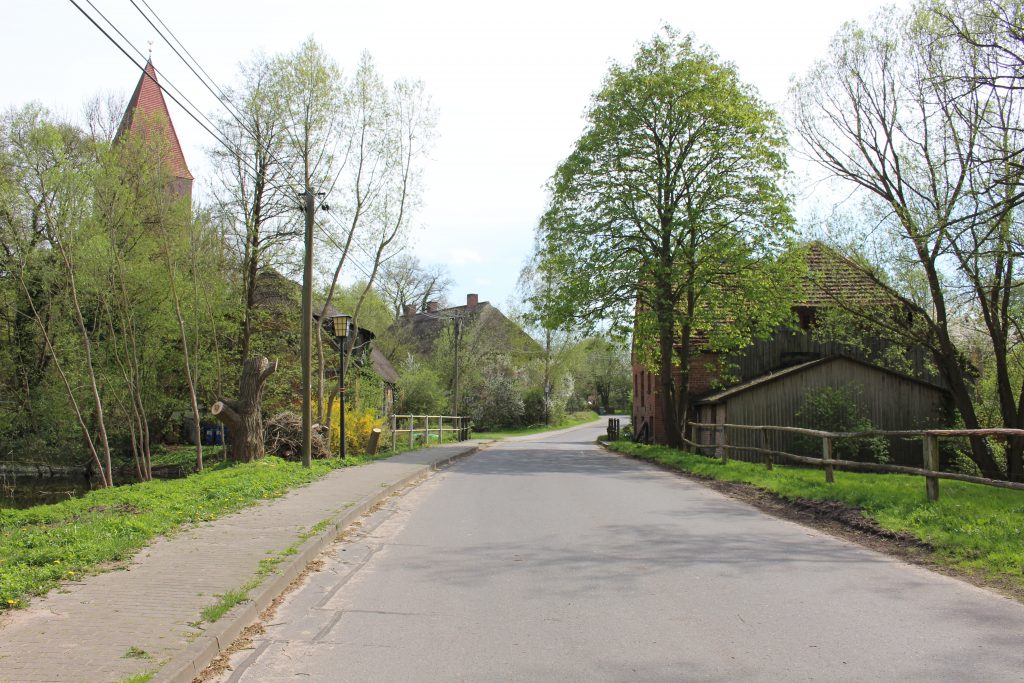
(71, 0, 408, 315)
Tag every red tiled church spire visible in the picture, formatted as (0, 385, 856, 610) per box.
(115, 59, 193, 202)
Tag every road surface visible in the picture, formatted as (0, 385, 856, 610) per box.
(216, 421, 1024, 682)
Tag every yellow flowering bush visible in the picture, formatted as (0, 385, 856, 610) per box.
(317, 401, 386, 456)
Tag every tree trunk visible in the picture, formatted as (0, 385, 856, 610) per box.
(211, 356, 278, 462)
(658, 318, 682, 449)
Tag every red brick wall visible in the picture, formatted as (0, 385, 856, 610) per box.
(631, 352, 721, 445)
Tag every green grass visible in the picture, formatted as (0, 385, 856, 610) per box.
(472, 411, 603, 440)
(0, 454, 389, 610)
(148, 444, 226, 474)
(606, 441, 1024, 590)
(200, 587, 250, 623)
(115, 672, 154, 683)
(122, 646, 153, 660)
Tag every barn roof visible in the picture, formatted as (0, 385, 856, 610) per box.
(695, 355, 947, 404)
(114, 60, 193, 181)
(800, 241, 889, 306)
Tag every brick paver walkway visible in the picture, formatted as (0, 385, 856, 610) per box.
(0, 444, 480, 683)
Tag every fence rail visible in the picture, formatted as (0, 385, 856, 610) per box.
(686, 421, 1024, 500)
(390, 414, 471, 451)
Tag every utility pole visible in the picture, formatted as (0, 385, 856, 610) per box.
(452, 317, 462, 416)
(543, 327, 552, 425)
(300, 189, 316, 468)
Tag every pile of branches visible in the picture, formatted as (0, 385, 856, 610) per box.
(264, 412, 331, 461)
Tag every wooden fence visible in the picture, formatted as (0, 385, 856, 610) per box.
(390, 414, 471, 451)
(687, 421, 1024, 501)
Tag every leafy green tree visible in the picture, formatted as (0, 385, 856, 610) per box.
(574, 337, 632, 413)
(537, 28, 795, 448)
(396, 355, 447, 415)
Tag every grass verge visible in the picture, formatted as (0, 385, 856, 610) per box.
(0, 455, 387, 610)
(605, 440, 1024, 594)
(472, 410, 603, 440)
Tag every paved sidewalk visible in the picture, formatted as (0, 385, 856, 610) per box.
(0, 443, 482, 683)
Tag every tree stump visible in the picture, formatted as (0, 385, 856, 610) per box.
(211, 356, 278, 462)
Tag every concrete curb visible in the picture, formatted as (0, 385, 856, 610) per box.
(153, 444, 481, 683)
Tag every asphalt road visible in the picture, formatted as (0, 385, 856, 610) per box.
(217, 422, 1024, 682)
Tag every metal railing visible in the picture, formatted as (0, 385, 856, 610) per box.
(390, 414, 471, 451)
(687, 422, 1024, 501)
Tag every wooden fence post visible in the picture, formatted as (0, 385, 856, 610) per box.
(391, 414, 397, 451)
(408, 416, 414, 449)
(762, 427, 772, 470)
(923, 433, 940, 502)
(822, 436, 834, 483)
(720, 425, 729, 464)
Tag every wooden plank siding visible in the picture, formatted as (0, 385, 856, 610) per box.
(696, 357, 952, 467)
(724, 327, 943, 389)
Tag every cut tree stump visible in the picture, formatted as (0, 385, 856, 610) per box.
(211, 356, 278, 462)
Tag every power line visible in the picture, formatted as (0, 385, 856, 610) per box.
(71, 0, 396, 302)
(118, 0, 394, 277)
(70, 0, 242, 164)
(132, 0, 237, 113)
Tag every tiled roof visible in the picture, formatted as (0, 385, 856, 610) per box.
(800, 241, 885, 306)
(114, 60, 193, 181)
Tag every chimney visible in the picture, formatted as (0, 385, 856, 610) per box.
(403, 304, 417, 318)
(426, 301, 439, 313)
(467, 293, 478, 311)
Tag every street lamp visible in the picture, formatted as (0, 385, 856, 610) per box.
(327, 313, 352, 458)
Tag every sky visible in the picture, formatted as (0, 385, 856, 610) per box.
(2, 0, 909, 311)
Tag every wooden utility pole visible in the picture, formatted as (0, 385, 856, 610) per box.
(452, 317, 462, 415)
(543, 328, 552, 425)
(300, 190, 316, 468)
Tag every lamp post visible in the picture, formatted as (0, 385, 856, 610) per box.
(327, 313, 352, 458)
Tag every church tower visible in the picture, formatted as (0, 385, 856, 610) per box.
(114, 59, 194, 205)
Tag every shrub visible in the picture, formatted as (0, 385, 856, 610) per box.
(314, 397, 387, 456)
(795, 384, 890, 463)
(464, 374, 525, 431)
(396, 355, 448, 415)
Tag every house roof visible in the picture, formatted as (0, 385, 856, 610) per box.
(695, 354, 948, 404)
(393, 299, 542, 356)
(253, 269, 343, 319)
(371, 348, 399, 385)
(114, 60, 193, 181)
(800, 241, 887, 306)
(403, 301, 491, 339)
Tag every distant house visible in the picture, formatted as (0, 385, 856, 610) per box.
(632, 242, 952, 462)
(389, 293, 541, 358)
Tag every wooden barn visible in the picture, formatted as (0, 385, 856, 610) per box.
(693, 356, 951, 466)
(631, 242, 952, 453)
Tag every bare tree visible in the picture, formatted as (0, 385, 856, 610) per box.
(377, 254, 454, 318)
(791, 1, 1024, 478)
(211, 53, 301, 362)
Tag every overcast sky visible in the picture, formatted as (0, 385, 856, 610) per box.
(3, 0, 908, 310)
